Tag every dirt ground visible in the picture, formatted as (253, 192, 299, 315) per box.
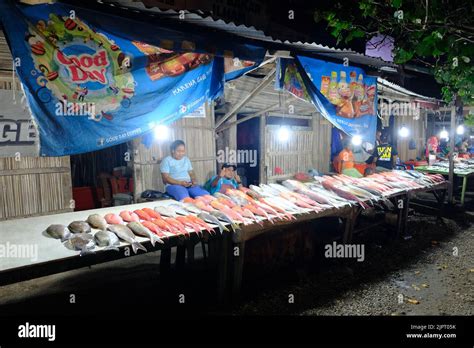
(234, 214, 474, 316)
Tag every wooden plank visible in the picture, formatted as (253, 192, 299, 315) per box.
(0, 167, 70, 176)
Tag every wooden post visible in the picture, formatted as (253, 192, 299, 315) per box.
(448, 103, 456, 203)
(259, 114, 267, 184)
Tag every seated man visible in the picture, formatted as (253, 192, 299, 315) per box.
(333, 139, 363, 178)
(374, 134, 398, 171)
(206, 163, 242, 195)
(160, 140, 209, 201)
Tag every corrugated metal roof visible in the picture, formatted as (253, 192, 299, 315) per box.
(377, 77, 441, 102)
(94, 0, 398, 69)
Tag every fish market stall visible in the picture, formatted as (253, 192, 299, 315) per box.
(210, 171, 447, 301)
(416, 163, 474, 205)
(0, 200, 221, 287)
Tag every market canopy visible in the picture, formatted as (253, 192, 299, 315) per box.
(0, 0, 266, 156)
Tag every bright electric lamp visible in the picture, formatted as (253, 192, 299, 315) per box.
(439, 129, 449, 140)
(154, 124, 169, 140)
(351, 135, 362, 146)
(278, 126, 290, 142)
(456, 125, 465, 135)
(399, 126, 410, 138)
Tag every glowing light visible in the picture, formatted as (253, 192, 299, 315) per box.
(351, 135, 362, 146)
(456, 125, 465, 135)
(278, 126, 290, 142)
(439, 128, 449, 140)
(398, 126, 410, 138)
(154, 124, 169, 140)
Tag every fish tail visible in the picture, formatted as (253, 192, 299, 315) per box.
(132, 242, 147, 254)
(151, 234, 165, 245)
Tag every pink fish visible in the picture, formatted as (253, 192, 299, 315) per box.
(119, 210, 139, 222)
(104, 213, 123, 224)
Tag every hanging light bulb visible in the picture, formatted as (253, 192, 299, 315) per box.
(154, 124, 169, 140)
(278, 126, 290, 142)
(456, 125, 465, 135)
(439, 128, 449, 140)
(351, 135, 362, 146)
(398, 125, 410, 138)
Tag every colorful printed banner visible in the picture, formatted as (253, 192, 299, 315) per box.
(0, 1, 265, 156)
(276, 56, 378, 145)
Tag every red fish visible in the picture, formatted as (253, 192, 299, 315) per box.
(104, 213, 123, 224)
(119, 210, 140, 222)
(141, 220, 168, 238)
(143, 207, 161, 219)
(150, 218, 175, 235)
(175, 216, 202, 235)
(164, 217, 189, 236)
(186, 215, 215, 234)
(134, 209, 153, 221)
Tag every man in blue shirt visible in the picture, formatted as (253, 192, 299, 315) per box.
(160, 140, 209, 201)
(207, 163, 242, 195)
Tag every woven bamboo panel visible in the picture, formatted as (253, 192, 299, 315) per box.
(0, 157, 72, 220)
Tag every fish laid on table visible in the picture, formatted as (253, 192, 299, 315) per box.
(198, 212, 229, 233)
(243, 204, 274, 223)
(87, 214, 108, 230)
(210, 210, 240, 231)
(232, 205, 261, 225)
(210, 200, 247, 224)
(150, 218, 176, 235)
(321, 179, 370, 209)
(258, 198, 295, 221)
(142, 208, 162, 220)
(119, 211, 140, 223)
(238, 186, 262, 200)
(141, 220, 168, 238)
(134, 209, 153, 221)
(104, 213, 124, 225)
(68, 221, 91, 234)
(127, 222, 164, 246)
(193, 199, 215, 213)
(93, 230, 120, 251)
(175, 216, 202, 235)
(107, 224, 147, 254)
(164, 217, 190, 236)
(181, 202, 202, 215)
(168, 204, 190, 216)
(186, 215, 215, 234)
(154, 205, 177, 218)
(46, 224, 71, 241)
(64, 233, 95, 256)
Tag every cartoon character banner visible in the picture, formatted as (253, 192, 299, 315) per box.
(276, 56, 377, 145)
(0, 1, 264, 156)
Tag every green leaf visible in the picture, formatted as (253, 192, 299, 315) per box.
(395, 48, 414, 64)
(391, 0, 402, 8)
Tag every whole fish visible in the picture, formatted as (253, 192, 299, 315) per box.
(119, 211, 140, 222)
(168, 204, 190, 216)
(175, 216, 202, 235)
(239, 186, 262, 200)
(143, 208, 162, 219)
(46, 224, 71, 241)
(187, 215, 215, 234)
(68, 221, 91, 234)
(150, 218, 176, 235)
(322, 180, 370, 209)
(134, 209, 153, 221)
(127, 222, 164, 246)
(164, 217, 190, 236)
(181, 202, 202, 215)
(243, 204, 274, 223)
(210, 210, 240, 231)
(154, 205, 177, 218)
(211, 200, 247, 224)
(104, 213, 124, 225)
(107, 224, 147, 253)
(194, 200, 215, 213)
(141, 220, 168, 238)
(64, 233, 94, 256)
(87, 214, 108, 230)
(198, 212, 229, 233)
(94, 230, 120, 251)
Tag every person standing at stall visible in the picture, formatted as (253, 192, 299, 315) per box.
(374, 134, 398, 171)
(160, 140, 209, 201)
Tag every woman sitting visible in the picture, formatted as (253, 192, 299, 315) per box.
(207, 163, 242, 195)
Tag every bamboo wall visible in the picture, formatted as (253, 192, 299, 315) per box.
(0, 31, 73, 220)
(0, 157, 73, 220)
(394, 109, 427, 161)
(265, 113, 332, 182)
(132, 103, 216, 199)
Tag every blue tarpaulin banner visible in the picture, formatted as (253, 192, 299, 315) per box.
(276, 56, 378, 146)
(0, 0, 265, 156)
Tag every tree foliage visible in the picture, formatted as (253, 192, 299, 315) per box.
(314, 0, 474, 105)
